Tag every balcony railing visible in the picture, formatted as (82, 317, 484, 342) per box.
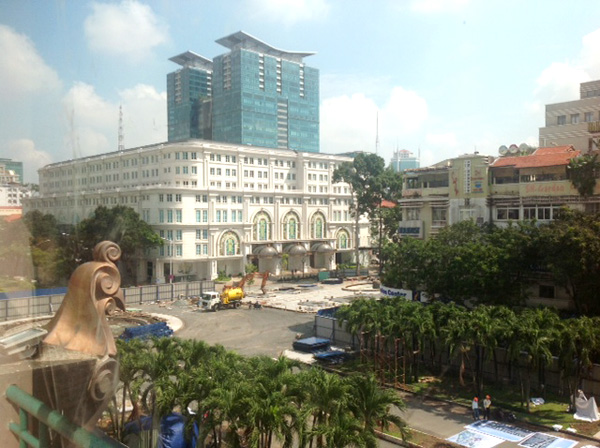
(6, 384, 124, 447)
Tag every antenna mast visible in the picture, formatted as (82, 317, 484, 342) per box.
(118, 105, 124, 152)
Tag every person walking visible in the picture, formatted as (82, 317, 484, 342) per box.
(483, 395, 492, 420)
(472, 397, 480, 421)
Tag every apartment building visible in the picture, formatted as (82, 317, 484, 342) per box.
(26, 140, 367, 283)
(539, 80, 600, 152)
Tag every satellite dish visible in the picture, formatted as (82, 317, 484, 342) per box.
(499, 145, 508, 156)
(519, 143, 529, 154)
(509, 144, 519, 154)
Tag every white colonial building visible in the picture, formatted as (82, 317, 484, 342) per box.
(26, 140, 370, 283)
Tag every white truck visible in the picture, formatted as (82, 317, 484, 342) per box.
(199, 290, 243, 311)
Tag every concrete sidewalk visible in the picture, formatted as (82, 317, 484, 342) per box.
(395, 391, 595, 448)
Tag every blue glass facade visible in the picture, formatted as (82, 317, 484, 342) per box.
(167, 33, 319, 152)
(212, 48, 319, 152)
(167, 66, 212, 142)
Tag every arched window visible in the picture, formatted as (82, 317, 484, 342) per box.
(310, 212, 326, 239)
(253, 211, 271, 241)
(282, 212, 300, 240)
(220, 231, 240, 256)
(337, 229, 350, 249)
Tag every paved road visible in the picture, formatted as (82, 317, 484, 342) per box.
(140, 301, 315, 357)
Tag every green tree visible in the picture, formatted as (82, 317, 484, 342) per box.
(538, 209, 600, 315)
(333, 153, 386, 275)
(65, 205, 162, 285)
(347, 374, 407, 440)
(568, 153, 600, 197)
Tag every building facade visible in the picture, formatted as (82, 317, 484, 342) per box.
(167, 51, 213, 142)
(0, 161, 30, 216)
(391, 149, 419, 172)
(399, 153, 491, 239)
(167, 31, 320, 153)
(26, 141, 368, 283)
(539, 80, 600, 152)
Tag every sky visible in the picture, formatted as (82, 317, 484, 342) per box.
(1, 0, 600, 183)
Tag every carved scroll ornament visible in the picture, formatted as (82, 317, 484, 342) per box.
(43, 241, 125, 357)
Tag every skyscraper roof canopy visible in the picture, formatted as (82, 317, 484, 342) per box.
(216, 30, 315, 63)
(169, 51, 213, 71)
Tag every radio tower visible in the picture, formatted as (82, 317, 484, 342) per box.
(118, 105, 124, 152)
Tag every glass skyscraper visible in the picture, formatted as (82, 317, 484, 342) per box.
(167, 51, 213, 142)
(167, 32, 320, 152)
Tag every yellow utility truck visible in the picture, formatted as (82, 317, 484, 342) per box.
(200, 273, 253, 311)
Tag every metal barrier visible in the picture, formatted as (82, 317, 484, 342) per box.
(6, 384, 124, 447)
(0, 280, 215, 321)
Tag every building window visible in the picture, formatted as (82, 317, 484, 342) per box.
(203, 210, 208, 222)
(557, 115, 566, 125)
(167, 210, 173, 223)
(311, 212, 326, 239)
(496, 207, 519, 220)
(539, 285, 555, 299)
(159, 210, 164, 223)
(253, 211, 271, 241)
(176, 210, 182, 223)
(571, 113, 580, 124)
(405, 208, 420, 221)
(585, 112, 594, 122)
(432, 208, 447, 226)
(220, 231, 240, 256)
(337, 229, 350, 249)
(176, 230, 182, 241)
(283, 212, 300, 240)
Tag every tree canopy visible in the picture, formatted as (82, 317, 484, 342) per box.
(381, 210, 600, 314)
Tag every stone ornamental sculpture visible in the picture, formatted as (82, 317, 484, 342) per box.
(42, 241, 125, 431)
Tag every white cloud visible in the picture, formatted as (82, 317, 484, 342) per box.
(533, 62, 589, 104)
(118, 84, 167, 147)
(321, 86, 428, 155)
(580, 28, 600, 78)
(531, 27, 600, 111)
(1, 140, 53, 183)
(61, 82, 166, 157)
(245, 0, 331, 25)
(0, 25, 61, 99)
(426, 132, 458, 147)
(409, 0, 470, 13)
(84, 0, 168, 61)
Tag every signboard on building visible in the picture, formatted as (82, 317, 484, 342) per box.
(398, 220, 423, 238)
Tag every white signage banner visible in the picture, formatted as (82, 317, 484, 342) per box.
(380, 286, 413, 301)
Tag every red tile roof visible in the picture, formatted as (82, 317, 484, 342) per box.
(491, 145, 579, 169)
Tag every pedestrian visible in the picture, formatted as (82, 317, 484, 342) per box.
(472, 397, 480, 421)
(483, 395, 492, 420)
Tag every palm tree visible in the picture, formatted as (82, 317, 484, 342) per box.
(558, 316, 600, 411)
(347, 374, 408, 441)
(113, 338, 148, 441)
(508, 308, 558, 411)
(443, 306, 473, 387)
